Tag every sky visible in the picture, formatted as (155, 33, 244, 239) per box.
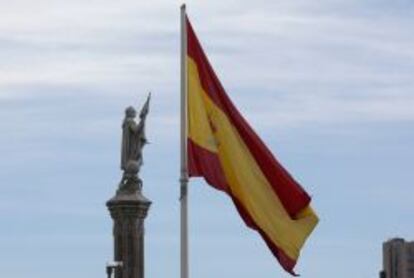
(0, 1, 413, 278)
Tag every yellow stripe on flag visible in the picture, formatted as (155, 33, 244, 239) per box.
(188, 56, 319, 261)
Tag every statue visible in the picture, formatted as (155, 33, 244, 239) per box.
(118, 94, 150, 193)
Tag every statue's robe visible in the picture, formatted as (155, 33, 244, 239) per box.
(121, 118, 146, 171)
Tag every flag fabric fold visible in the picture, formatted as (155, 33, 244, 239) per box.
(185, 16, 318, 275)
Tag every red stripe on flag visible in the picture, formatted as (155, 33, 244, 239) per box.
(188, 138, 228, 192)
(231, 196, 299, 276)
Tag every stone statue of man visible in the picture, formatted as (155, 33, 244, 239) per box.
(119, 94, 150, 192)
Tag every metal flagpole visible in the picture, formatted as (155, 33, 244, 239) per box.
(180, 4, 189, 278)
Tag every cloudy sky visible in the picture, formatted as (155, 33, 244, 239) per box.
(1, 1, 413, 277)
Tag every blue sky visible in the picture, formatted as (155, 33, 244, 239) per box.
(0, 1, 413, 278)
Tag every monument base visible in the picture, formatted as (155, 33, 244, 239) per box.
(107, 190, 151, 278)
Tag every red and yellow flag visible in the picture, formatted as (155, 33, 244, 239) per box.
(186, 17, 318, 275)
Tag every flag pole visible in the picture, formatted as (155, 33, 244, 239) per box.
(180, 4, 189, 278)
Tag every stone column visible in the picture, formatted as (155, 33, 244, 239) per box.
(107, 185, 151, 278)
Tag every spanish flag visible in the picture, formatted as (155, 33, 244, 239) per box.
(185, 16, 318, 275)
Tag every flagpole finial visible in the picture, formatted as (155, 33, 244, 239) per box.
(180, 3, 186, 10)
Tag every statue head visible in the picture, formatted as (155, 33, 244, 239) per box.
(125, 106, 136, 118)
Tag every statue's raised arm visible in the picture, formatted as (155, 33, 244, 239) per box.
(139, 92, 151, 120)
(119, 94, 151, 193)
